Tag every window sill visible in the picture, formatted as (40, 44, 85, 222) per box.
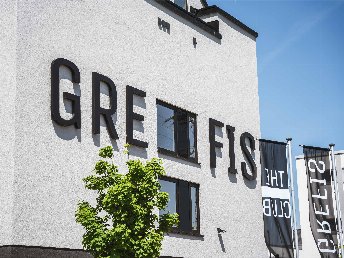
(158, 147, 201, 166)
(165, 230, 204, 238)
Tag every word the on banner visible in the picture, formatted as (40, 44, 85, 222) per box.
(260, 140, 293, 258)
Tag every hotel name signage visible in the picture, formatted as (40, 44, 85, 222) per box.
(51, 58, 257, 181)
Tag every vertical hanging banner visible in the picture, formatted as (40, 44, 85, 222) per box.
(303, 146, 338, 257)
(260, 139, 293, 258)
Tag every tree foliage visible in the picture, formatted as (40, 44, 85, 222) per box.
(75, 146, 179, 258)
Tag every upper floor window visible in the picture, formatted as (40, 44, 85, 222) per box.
(157, 100, 197, 162)
(170, 0, 187, 9)
(159, 176, 200, 235)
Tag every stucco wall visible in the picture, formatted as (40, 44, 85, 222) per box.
(4, 0, 265, 257)
(0, 0, 17, 246)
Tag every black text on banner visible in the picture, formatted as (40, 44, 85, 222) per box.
(303, 146, 338, 257)
(260, 140, 293, 258)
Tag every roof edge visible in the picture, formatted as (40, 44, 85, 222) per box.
(153, 0, 222, 40)
(196, 5, 258, 38)
(200, 0, 208, 7)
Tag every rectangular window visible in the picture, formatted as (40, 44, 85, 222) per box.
(157, 100, 198, 162)
(159, 176, 200, 235)
(159, 180, 177, 215)
(171, 0, 187, 9)
(157, 104, 175, 152)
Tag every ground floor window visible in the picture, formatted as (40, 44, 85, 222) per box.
(159, 176, 200, 235)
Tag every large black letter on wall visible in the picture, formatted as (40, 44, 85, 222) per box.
(126, 86, 148, 148)
(92, 72, 118, 139)
(209, 118, 224, 168)
(240, 132, 257, 181)
(51, 58, 81, 128)
(226, 125, 237, 174)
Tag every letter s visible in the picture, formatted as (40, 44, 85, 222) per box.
(240, 132, 257, 181)
(308, 159, 326, 174)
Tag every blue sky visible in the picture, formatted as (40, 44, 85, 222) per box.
(207, 0, 344, 227)
(207, 0, 344, 154)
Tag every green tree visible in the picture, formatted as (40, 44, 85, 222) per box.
(75, 146, 179, 258)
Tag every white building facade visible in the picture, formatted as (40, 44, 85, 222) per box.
(0, 0, 266, 257)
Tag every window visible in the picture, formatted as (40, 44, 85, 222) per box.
(157, 100, 197, 162)
(159, 180, 177, 216)
(190, 186, 198, 230)
(170, 0, 187, 9)
(159, 176, 200, 235)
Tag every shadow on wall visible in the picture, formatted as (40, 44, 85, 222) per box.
(53, 122, 81, 142)
(128, 145, 148, 159)
(244, 177, 257, 189)
(0, 246, 92, 258)
(92, 132, 119, 152)
(165, 232, 204, 242)
(210, 168, 216, 178)
(228, 172, 237, 183)
(158, 152, 201, 168)
(210, 146, 223, 178)
(218, 232, 226, 253)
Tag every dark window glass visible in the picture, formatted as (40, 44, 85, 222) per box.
(159, 177, 200, 235)
(176, 110, 188, 158)
(174, 0, 186, 9)
(157, 101, 197, 161)
(157, 104, 175, 152)
(178, 180, 191, 232)
(159, 179, 177, 215)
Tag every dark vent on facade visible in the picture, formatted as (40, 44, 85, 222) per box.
(207, 20, 219, 33)
(158, 17, 171, 33)
(190, 6, 198, 15)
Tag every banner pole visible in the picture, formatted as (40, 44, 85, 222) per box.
(286, 138, 299, 258)
(330, 144, 344, 256)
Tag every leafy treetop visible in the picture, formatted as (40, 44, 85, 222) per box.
(75, 146, 179, 258)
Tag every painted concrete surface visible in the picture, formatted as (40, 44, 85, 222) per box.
(0, 0, 17, 246)
(1, 0, 265, 257)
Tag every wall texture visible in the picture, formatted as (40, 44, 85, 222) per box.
(0, 0, 17, 246)
(1, 0, 265, 257)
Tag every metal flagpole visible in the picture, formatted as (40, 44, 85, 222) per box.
(286, 138, 299, 258)
(329, 144, 344, 256)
